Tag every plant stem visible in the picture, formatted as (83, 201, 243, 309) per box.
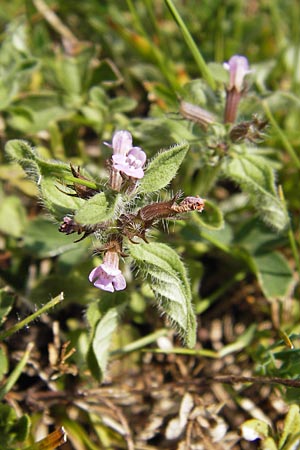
(110, 328, 169, 357)
(164, 0, 216, 90)
(0, 293, 64, 341)
(148, 347, 218, 358)
(0, 342, 34, 400)
(262, 100, 300, 169)
(125, 0, 181, 91)
(62, 175, 99, 190)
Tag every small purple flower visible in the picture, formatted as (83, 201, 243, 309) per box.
(223, 55, 251, 92)
(89, 263, 126, 292)
(89, 250, 126, 292)
(112, 147, 146, 179)
(59, 216, 76, 235)
(105, 130, 147, 190)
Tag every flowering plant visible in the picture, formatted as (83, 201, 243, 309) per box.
(5, 129, 205, 365)
(4, 53, 292, 380)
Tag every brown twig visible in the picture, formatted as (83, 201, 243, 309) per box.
(208, 374, 300, 388)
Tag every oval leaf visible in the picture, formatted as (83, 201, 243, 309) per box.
(92, 307, 120, 380)
(251, 251, 293, 300)
(87, 294, 127, 381)
(41, 177, 85, 219)
(129, 242, 196, 347)
(140, 142, 189, 193)
(74, 192, 122, 225)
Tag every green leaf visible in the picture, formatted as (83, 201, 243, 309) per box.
(5, 140, 86, 218)
(5, 139, 38, 164)
(40, 176, 85, 219)
(0, 404, 30, 448)
(109, 96, 137, 113)
(55, 56, 82, 97)
(224, 153, 289, 231)
(279, 405, 300, 449)
(8, 93, 69, 133)
(233, 219, 292, 300)
(235, 218, 286, 255)
(251, 251, 293, 300)
(0, 196, 27, 238)
(192, 199, 224, 230)
(0, 163, 38, 197)
(92, 307, 120, 380)
(139, 142, 189, 193)
(13, 414, 31, 443)
(89, 86, 108, 111)
(129, 242, 196, 347)
(74, 192, 122, 225)
(87, 295, 127, 381)
(23, 217, 88, 258)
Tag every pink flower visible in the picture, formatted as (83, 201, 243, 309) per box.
(89, 250, 126, 292)
(89, 263, 126, 292)
(112, 147, 146, 179)
(223, 55, 251, 92)
(59, 216, 76, 235)
(105, 130, 146, 181)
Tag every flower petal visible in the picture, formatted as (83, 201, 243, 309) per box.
(112, 154, 127, 166)
(224, 55, 250, 92)
(89, 266, 101, 283)
(128, 147, 147, 165)
(122, 167, 144, 179)
(113, 273, 127, 291)
(112, 130, 133, 156)
(93, 278, 115, 292)
(101, 263, 122, 277)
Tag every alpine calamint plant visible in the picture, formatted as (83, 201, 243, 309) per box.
(5, 131, 204, 352)
(4, 53, 292, 379)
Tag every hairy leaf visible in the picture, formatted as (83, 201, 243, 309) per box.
(139, 142, 189, 193)
(224, 153, 289, 231)
(40, 176, 85, 218)
(129, 242, 196, 347)
(74, 192, 122, 225)
(5, 139, 86, 218)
